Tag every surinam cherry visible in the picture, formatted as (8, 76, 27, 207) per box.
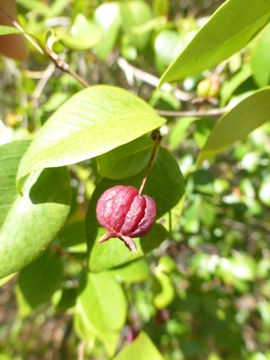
(96, 185, 156, 252)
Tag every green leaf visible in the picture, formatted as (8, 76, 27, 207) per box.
(87, 224, 168, 273)
(259, 176, 270, 206)
(0, 273, 16, 287)
(197, 87, 270, 165)
(18, 251, 63, 308)
(15, 284, 32, 318)
(73, 311, 96, 346)
(154, 30, 184, 74)
(153, 0, 169, 16)
(17, 0, 50, 15)
(158, 256, 176, 274)
(169, 117, 197, 150)
(96, 136, 153, 180)
(86, 147, 184, 272)
(230, 253, 256, 281)
(0, 141, 71, 278)
(76, 272, 127, 356)
(251, 23, 270, 87)
(94, 2, 121, 61)
(58, 221, 87, 253)
(110, 259, 150, 283)
(17, 86, 165, 187)
(120, 0, 152, 51)
(52, 287, 77, 312)
(159, 0, 270, 85)
(60, 14, 102, 50)
(153, 272, 175, 309)
(0, 26, 21, 36)
(113, 331, 164, 360)
(220, 64, 252, 106)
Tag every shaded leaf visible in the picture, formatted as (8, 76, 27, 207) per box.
(96, 136, 153, 180)
(58, 220, 87, 253)
(18, 251, 63, 308)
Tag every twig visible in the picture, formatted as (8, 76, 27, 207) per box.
(117, 57, 192, 102)
(156, 107, 227, 118)
(32, 63, 56, 106)
(23, 69, 52, 79)
(139, 129, 161, 194)
(45, 41, 89, 88)
(78, 341, 86, 360)
(0, 6, 44, 54)
(0, 5, 89, 88)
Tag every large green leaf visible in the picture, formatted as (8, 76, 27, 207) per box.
(113, 331, 164, 360)
(197, 87, 270, 165)
(17, 86, 165, 187)
(76, 272, 127, 356)
(86, 147, 184, 272)
(0, 141, 71, 278)
(18, 251, 63, 308)
(159, 0, 270, 85)
(120, 0, 152, 51)
(96, 136, 153, 180)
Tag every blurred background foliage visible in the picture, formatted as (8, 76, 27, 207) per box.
(1, 0, 270, 359)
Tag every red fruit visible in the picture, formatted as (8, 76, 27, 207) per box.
(96, 185, 156, 251)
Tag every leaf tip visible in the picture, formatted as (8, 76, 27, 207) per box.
(195, 153, 203, 169)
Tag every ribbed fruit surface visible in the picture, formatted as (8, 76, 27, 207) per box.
(96, 185, 156, 251)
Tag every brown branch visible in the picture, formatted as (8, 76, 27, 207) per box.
(78, 341, 86, 360)
(0, 6, 44, 54)
(139, 129, 161, 195)
(117, 57, 192, 102)
(45, 44, 89, 88)
(0, 5, 89, 88)
(32, 63, 56, 107)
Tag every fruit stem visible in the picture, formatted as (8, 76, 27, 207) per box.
(139, 129, 161, 195)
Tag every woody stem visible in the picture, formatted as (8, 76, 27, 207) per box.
(138, 129, 161, 195)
